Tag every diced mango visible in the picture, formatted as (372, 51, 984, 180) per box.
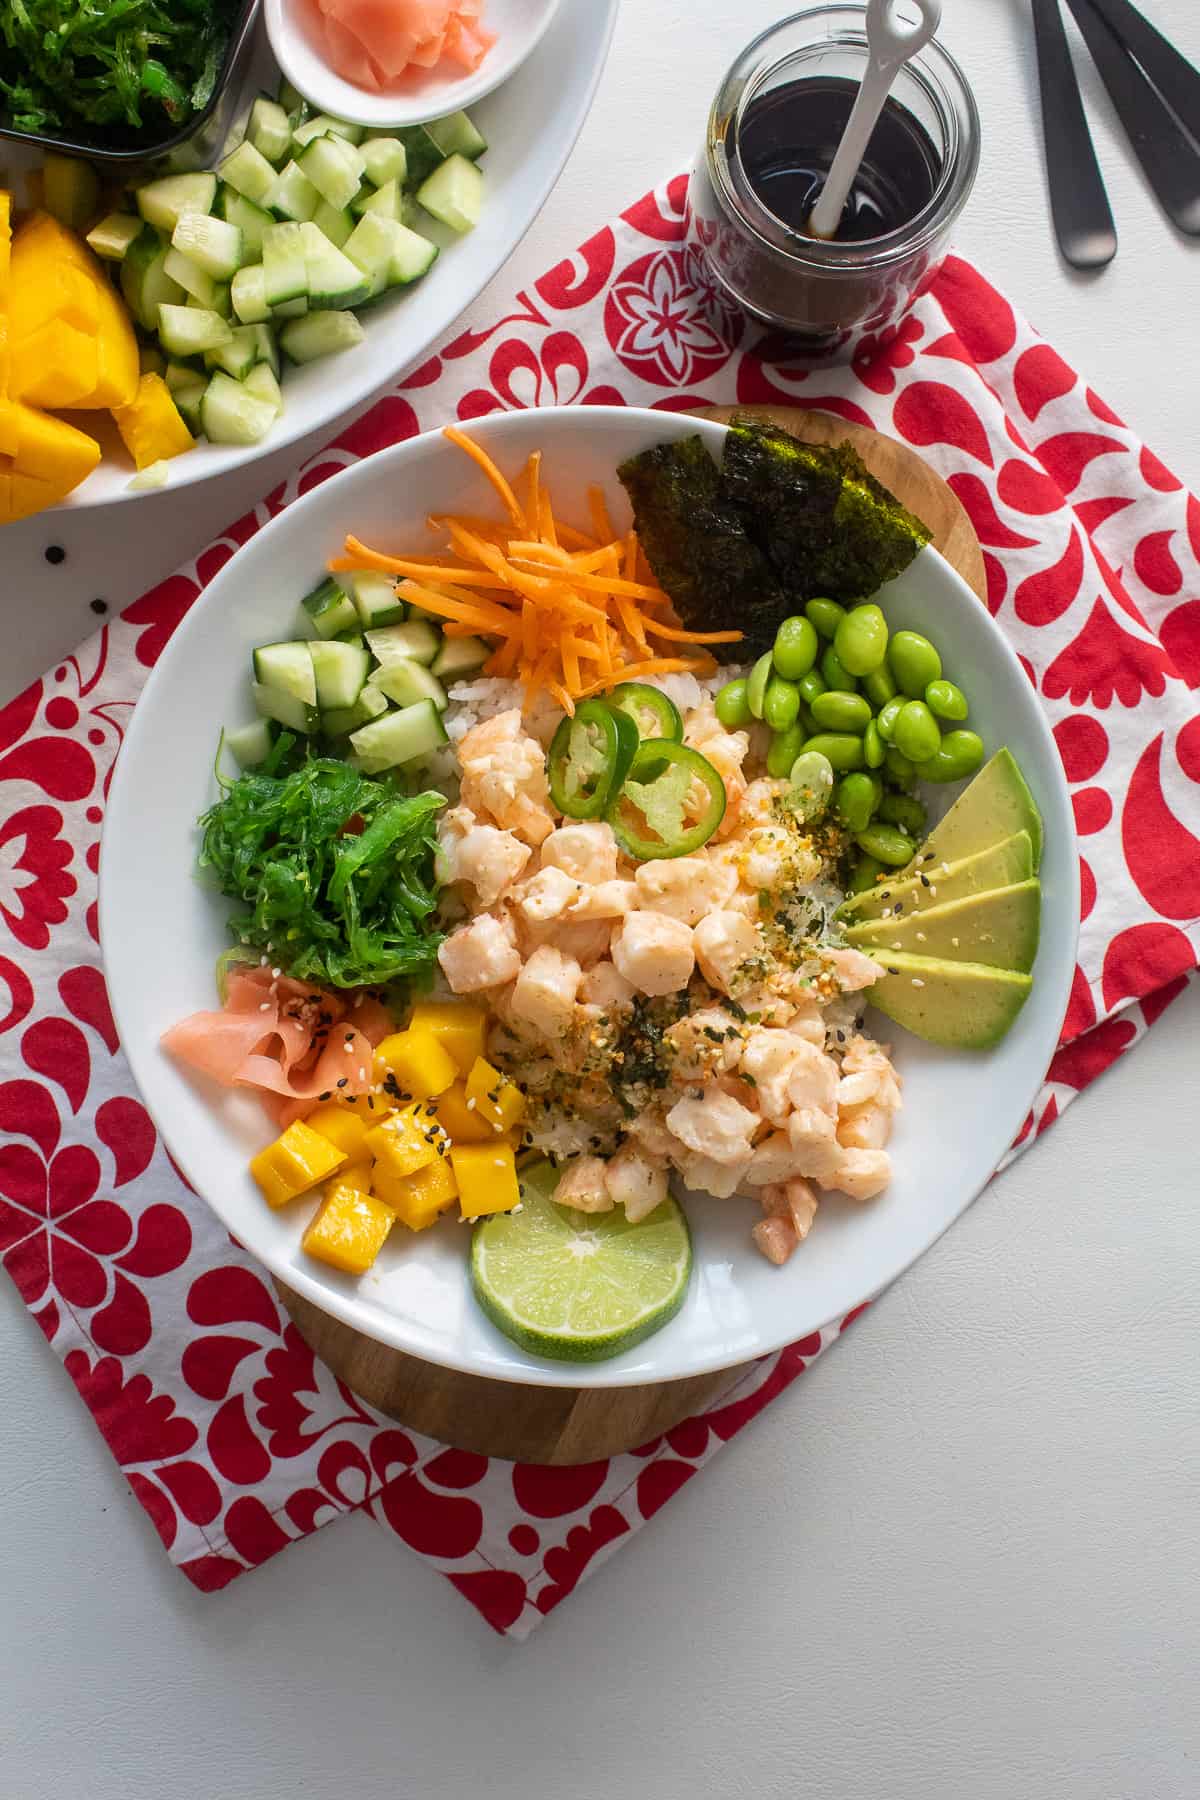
(365, 1101, 447, 1180)
(0, 192, 10, 309)
(302, 1182, 394, 1275)
(250, 1119, 346, 1209)
(452, 1138, 520, 1221)
(10, 319, 100, 409)
(113, 371, 194, 469)
(428, 1080, 493, 1145)
(306, 1102, 373, 1161)
(0, 397, 100, 522)
(87, 274, 139, 410)
(407, 1001, 487, 1074)
(464, 1057, 525, 1135)
(10, 249, 99, 339)
(339, 1162, 373, 1193)
(375, 1154, 458, 1232)
(374, 1027, 457, 1101)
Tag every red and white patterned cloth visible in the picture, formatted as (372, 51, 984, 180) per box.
(1, 176, 1198, 1639)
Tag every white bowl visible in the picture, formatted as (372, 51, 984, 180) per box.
(101, 407, 1079, 1389)
(265, 0, 562, 128)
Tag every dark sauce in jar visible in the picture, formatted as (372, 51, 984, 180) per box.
(737, 76, 941, 242)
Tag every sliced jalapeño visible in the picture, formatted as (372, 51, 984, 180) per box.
(605, 738, 727, 860)
(547, 700, 639, 820)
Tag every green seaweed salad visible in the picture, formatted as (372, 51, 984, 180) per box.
(619, 419, 931, 657)
(200, 732, 445, 991)
(0, 0, 242, 145)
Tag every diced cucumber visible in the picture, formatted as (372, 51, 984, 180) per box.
(218, 140, 278, 207)
(127, 459, 172, 492)
(226, 718, 274, 768)
(204, 324, 259, 381)
(311, 639, 370, 709)
(230, 262, 270, 323)
(342, 211, 399, 284)
(253, 640, 316, 703)
(396, 126, 445, 188)
(43, 152, 101, 232)
(262, 221, 308, 306)
(278, 309, 364, 364)
(164, 361, 200, 393)
(277, 78, 309, 122)
(158, 304, 233, 357)
(265, 160, 320, 223)
(120, 227, 184, 332)
(253, 681, 317, 735)
(389, 222, 438, 285)
(351, 699, 447, 772)
(322, 683, 389, 738)
(366, 620, 440, 666)
(347, 570, 405, 627)
(360, 137, 407, 187)
(248, 95, 293, 166)
(86, 211, 141, 261)
(298, 135, 364, 211)
(374, 658, 447, 711)
(252, 322, 280, 376)
(432, 635, 489, 680)
(426, 111, 488, 162)
(242, 363, 283, 416)
(163, 245, 222, 308)
(293, 113, 365, 148)
(272, 296, 309, 319)
(201, 370, 278, 445)
(195, 281, 232, 318)
(136, 171, 217, 233)
(352, 178, 403, 221)
(313, 200, 354, 248)
(298, 221, 372, 309)
(172, 212, 244, 280)
(171, 376, 208, 435)
(216, 188, 273, 257)
(416, 154, 483, 233)
(302, 577, 359, 639)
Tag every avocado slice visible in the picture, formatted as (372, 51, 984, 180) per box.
(865, 950, 1033, 1049)
(836, 830, 1034, 925)
(901, 749, 1043, 879)
(844, 878, 1041, 972)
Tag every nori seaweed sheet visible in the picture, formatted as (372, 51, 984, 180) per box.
(618, 419, 933, 658)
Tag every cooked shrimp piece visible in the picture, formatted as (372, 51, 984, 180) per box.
(509, 945, 582, 1037)
(626, 1108, 677, 1160)
(512, 865, 577, 924)
(692, 909, 759, 995)
(435, 808, 530, 907)
(611, 910, 695, 996)
(578, 960, 636, 1010)
(438, 912, 520, 992)
(554, 1155, 613, 1213)
(740, 1028, 808, 1126)
(604, 1144, 669, 1223)
(841, 1034, 903, 1110)
(785, 1039, 840, 1115)
(752, 1214, 798, 1266)
(673, 1146, 752, 1199)
(539, 821, 618, 883)
(836, 1103, 893, 1151)
(738, 825, 795, 892)
(760, 1176, 818, 1241)
(837, 1070, 882, 1109)
(786, 1106, 843, 1180)
(569, 879, 639, 920)
(549, 918, 613, 967)
(823, 1147, 891, 1202)
(456, 709, 555, 845)
(664, 1007, 744, 1078)
(633, 854, 737, 926)
(825, 946, 886, 993)
(744, 1131, 800, 1187)
(685, 701, 749, 837)
(665, 1089, 758, 1166)
(783, 997, 826, 1047)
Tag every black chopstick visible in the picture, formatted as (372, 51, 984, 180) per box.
(1078, 0, 1200, 144)
(1031, 0, 1117, 268)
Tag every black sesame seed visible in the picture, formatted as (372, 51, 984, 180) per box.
(336, 1077, 348, 1089)
(90, 597, 108, 615)
(45, 545, 66, 566)
(919, 874, 931, 889)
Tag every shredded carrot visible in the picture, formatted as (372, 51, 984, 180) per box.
(333, 427, 744, 714)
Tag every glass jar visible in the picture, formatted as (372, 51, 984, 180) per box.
(687, 6, 980, 360)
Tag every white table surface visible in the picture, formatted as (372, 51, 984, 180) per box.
(2, 4, 1196, 1795)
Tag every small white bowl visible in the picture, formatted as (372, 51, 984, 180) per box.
(264, 0, 562, 127)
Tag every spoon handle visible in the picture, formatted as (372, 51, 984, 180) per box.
(1078, 0, 1200, 142)
(1030, 0, 1117, 268)
(1063, 0, 1200, 235)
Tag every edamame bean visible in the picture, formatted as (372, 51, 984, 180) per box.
(797, 669, 827, 707)
(863, 664, 898, 710)
(884, 745, 917, 789)
(788, 750, 835, 823)
(810, 688, 871, 733)
(801, 732, 864, 772)
(892, 699, 941, 764)
(714, 678, 752, 729)
(847, 852, 885, 896)
(876, 696, 904, 742)
(763, 674, 802, 732)
(746, 651, 773, 719)
(863, 718, 885, 768)
(925, 678, 968, 722)
(888, 629, 942, 698)
(805, 598, 846, 640)
(772, 614, 819, 681)
(878, 792, 927, 835)
(915, 728, 985, 783)
(820, 646, 858, 692)
(834, 603, 888, 677)
(855, 821, 915, 867)
(766, 722, 808, 778)
(835, 771, 878, 834)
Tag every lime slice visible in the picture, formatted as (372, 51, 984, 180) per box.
(470, 1162, 692, 1363)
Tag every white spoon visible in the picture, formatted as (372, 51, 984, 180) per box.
(808, 0, 943, 240)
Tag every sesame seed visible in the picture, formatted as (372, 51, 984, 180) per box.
(336, 1077, 348, 1089)
(271, 968, 282, 979)
(911, 978, 925, 988)
(951, 936, 960, 946)
(259, 1001, 271, 1012)
(916, 932, 927, 942)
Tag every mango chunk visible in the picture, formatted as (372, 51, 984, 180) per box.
(303, 1182, 394, 1274)
(113, 371, 194, 468)
(452, 1138, 520, 1221)
(306, 1102, 372, 1162)
(428, 1080, 493, 1144)
(374, 1027, 457, 1101)
(10, 319, 100, 410)
(375, 1154, 458, 1231)
(407, 1001, 487, 1074)
(0, 191, 10, 309)
(338, 1161, 373, 1193)
(0, 397, 100, 521)
(365, 1101, 448, 1180)
(250, 1119, 346, 1209)
(464, 1057, 525, 1135)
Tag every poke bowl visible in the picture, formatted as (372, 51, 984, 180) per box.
(100, 406, 1078, 1388)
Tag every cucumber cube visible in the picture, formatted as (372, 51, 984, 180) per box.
(136, 171, 217, 233)
(218, 140, 278, 207)
(416, 154, 483, 233)
(158, 304, 234, 357)
(85, 212, 142, 262)
(360, 137, 407, 187)
(172, 212, 244, 280)
(230, 262, 270, 324)
(248, 96, 293, 166)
